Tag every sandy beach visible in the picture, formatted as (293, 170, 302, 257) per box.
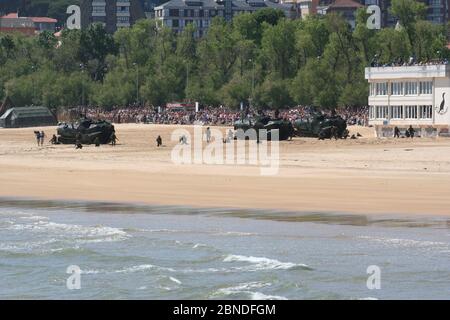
(1, 123, 450, 216)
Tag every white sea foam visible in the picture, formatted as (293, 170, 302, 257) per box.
(358, 236, 449, 250)
(223, 254, 310, 271)
(81, 264, 175, 275)
(19, 215, 49, 221)
(169, 277, 182, 285)
(7, 221, 129, 243)
(216, 231, 257, 237)
(214, 282, 287, 300)
(249, 292, 288, 300)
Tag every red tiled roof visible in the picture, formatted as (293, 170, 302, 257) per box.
(1, 13, 19, 19)
(30, 17, 57, 23)
(328, 0, 364, 8)
(1, 13, 56, 24)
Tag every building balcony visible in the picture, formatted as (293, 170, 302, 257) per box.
(116, 1, 131, 6)
(365, 64, 450, 80)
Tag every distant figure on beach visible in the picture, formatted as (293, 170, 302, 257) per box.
(179, 135, 188, 145)
(110, 132, 118, 146)
(394, 126, 401, 138)
(39, 131, 45, 146)
(227, 129, 234, 142)
(206, 127, 211, 143)
(408, 126, 415, 139)
(156, 135, 162, 147)
(49, 134, 59, 145)
(34, 131, 41, 146)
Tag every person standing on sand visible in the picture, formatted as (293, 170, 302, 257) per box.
(110, 132, 118, 146)
(394, 126, 401, 138)
(34, 131, 41, 146)
(40, 131, 45, 146)
(206, 127, 211, 143)
(408, 126, 415, 139)
(156, 135, 162, 147)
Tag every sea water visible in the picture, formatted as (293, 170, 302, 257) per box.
(0, 199, 449, 300)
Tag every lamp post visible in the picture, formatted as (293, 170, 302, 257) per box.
(31, 65, 36, 106)
(133, 62, 139, 106)
(248, 58, 255, 108)
(186, 62, 190, 96)
(79, 63, 86, 115)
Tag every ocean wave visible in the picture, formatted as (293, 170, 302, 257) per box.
(215, 231, 258, 237)
(81, 264, 176, 275)
(214, 282, 287, 300)
(19, 215, 49, 221)
(6, 221, 129, 243)
(169, 276, 182, 285)
(223, 254, 312, 271)
(358, 236, 449, 250)
(193, 243, 207, 249)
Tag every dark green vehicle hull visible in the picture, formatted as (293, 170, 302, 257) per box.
(57, 119, 115, 144)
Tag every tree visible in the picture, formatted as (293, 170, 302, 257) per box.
(79, 23, 117, 81)
(390, 0, 427, 45)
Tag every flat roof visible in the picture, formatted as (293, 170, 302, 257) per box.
(365, 64, 450, 80)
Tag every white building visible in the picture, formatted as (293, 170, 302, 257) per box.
(365, 64, 450, 137)
(154, 0, 295, 37)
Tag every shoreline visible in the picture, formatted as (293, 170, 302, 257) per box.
(1, 124, 450, 217)
(1, 196, 449, 228)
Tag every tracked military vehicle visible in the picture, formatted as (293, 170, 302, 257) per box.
(234, 115, 294, 141)
(57, 118, 115, 144)
(294, 113, 348, 139)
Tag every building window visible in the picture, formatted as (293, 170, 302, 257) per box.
(405, 81, 418, 95)
(405, 105, 418, 119)
(169, 9, 179, 17)
(117, 6, 130, 14)
(92, 6, 106, 14)
(375, 83, 388, 96)
(376, 106, 389, 119)
(419, 81, 432, 95)
(172, 19, 179, 27)
(117, 16, 129, 23)
(391, 106, 403, 119)
(419, 105, 433, 119)
(390, 82, 403, 96)
(369, 106, 375, 119)
(369, 83, 376, 96)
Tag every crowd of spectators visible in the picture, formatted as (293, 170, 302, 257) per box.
(78, 105, 369, 127)
(370, 55, 449, 68)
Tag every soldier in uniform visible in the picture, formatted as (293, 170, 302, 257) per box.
(110, 132, 118, 146)
(408, 125, 415, 139)
(156, 135, 162, 147)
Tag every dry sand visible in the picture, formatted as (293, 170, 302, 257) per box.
(1, 123, 450, 216)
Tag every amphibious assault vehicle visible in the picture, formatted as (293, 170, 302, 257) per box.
(294, 113, 348, 139)
(57, 118, 115, 144)
(234, 115, 295, 141)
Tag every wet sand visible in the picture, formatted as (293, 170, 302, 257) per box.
(1, 124, 450, 216)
